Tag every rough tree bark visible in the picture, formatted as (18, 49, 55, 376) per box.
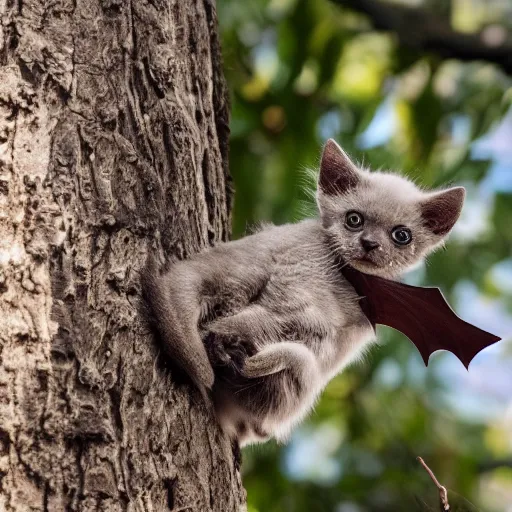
(0, 0, 244, 510)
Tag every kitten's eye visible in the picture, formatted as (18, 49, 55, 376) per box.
(345, 211, 364, 231)
(391, 226, 412, 245)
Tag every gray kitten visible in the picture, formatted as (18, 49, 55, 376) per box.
(143, 139, 465, 446)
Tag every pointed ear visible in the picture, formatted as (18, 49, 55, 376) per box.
(421, 187, 465, 236)
(318, 139, 360, 195)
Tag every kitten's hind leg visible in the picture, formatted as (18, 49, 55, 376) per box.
(213, 342, 320, 443)
(232, 342, 320, 441)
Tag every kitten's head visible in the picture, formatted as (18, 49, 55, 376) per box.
(317, 139, 465, 278)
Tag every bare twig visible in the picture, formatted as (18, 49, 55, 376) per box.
(417, 456, 450, 511)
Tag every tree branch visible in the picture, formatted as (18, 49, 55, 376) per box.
(332, 0, 512, 75)
(478, 457, 512, 472)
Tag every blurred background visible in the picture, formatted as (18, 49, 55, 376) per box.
(217, 0, 512, 510)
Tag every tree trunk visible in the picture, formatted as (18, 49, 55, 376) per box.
(0, 0, 243, 510)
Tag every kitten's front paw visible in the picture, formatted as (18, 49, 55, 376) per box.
(226, 339, 257, 371)
(207, 334, 232, 366)
(207, 334, 256, 372)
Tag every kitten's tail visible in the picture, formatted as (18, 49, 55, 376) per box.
(140, 253, 213, 404)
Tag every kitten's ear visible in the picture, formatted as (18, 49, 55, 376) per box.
(421, 187, 465, 236)
(319, 139, 360, 195)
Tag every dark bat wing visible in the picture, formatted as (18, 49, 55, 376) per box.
(341, 265, 501, 368)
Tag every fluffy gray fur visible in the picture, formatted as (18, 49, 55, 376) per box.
(143, 139, 465, 446)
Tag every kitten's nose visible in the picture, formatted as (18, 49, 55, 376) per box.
(361, 238, 380, 253)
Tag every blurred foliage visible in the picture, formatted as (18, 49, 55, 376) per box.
(217, 0, 512, 510)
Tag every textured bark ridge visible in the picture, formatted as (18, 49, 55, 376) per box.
(0, 0, 243, 510)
